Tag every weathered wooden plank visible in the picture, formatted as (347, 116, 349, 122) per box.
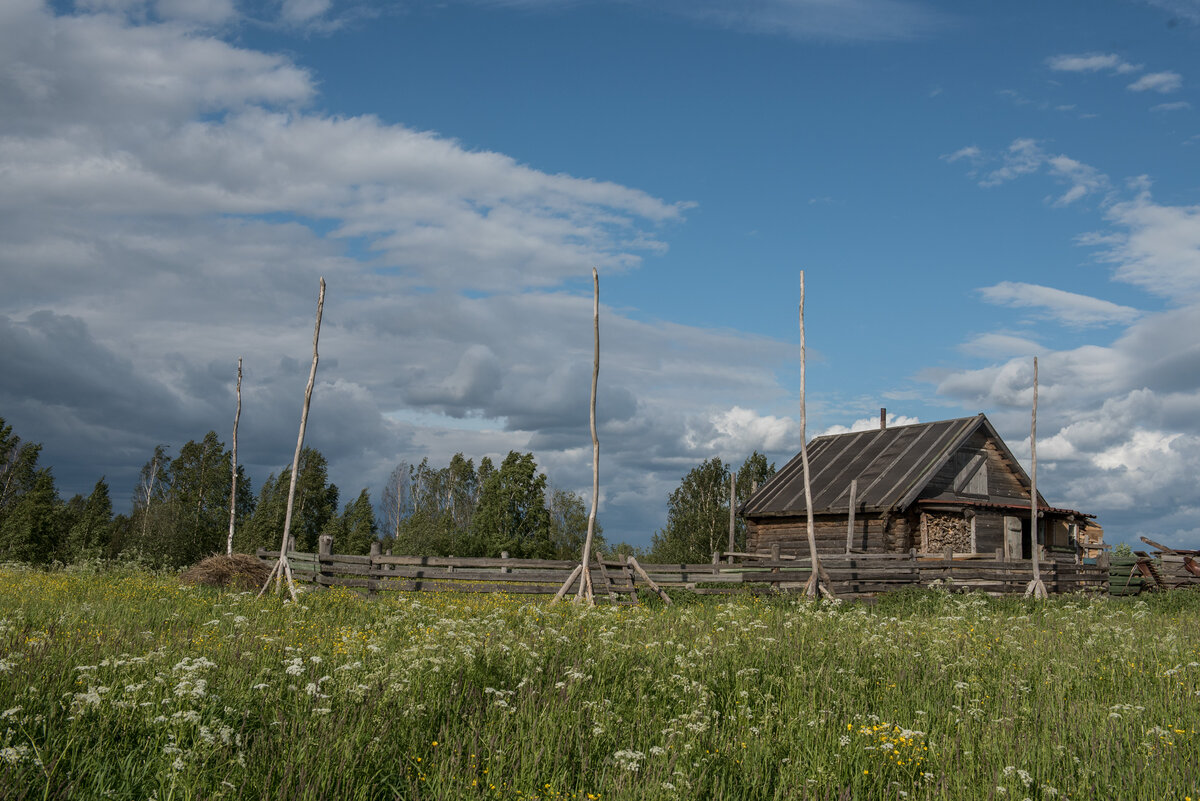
(366, 567, 582, 583)
(373, 555, 579, 570)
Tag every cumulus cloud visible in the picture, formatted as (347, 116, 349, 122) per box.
(1128, 71, 1183, 93)
(820, 412, 920, 436)
(977, 282, 1140, 327)
(684, 407, 797, 454)
(0, 1, 808, 543)
(1084, 179, 1200, 298)
(934, 179, 1200, 547)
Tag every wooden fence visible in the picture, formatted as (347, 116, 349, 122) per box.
(256, 542, 1109, 600)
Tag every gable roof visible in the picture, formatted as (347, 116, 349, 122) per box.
(742, 413, 1040, 518)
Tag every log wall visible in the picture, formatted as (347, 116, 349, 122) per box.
(746, 513, 914, 555)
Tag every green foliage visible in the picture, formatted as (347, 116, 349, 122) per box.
(547, 485, 605, 559)
(63, 477, 114, 561)
(338, 489, 378, 555)
(1112, 542, 1132, 557)
(387, 455, 479, 556)
(0, 469, 64, 563)
(650, 452, 776, 563)
(469, 451, 553, 558)
(126, 433, 256, 567)
(243, 448, 336, 554)
(2, 572, 1197, 800)
(0, 417, 46, 541)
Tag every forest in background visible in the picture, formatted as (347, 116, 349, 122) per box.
(0, 416, 772, 569)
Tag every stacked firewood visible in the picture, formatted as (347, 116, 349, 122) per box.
(924, 513, 971, 553)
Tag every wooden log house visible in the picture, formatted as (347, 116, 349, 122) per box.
(741, 414, 1100, 560)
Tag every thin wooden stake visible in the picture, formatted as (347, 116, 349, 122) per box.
(557, 267, 601, 604)
(553, 564, 584, 602)
(1026, 355, 1047, 599)
(798, 271, 833, 599)
(628, 556, 671, 605)
(227, 357, 242, 557)
(260, 278, 325, 602)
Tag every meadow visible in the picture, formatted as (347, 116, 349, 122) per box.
(0, 566, 1197, 800)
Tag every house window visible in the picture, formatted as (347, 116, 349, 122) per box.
(953, 449, 988, 496)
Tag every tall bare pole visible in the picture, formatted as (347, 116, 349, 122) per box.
(226, 357, 242, 556)
(556, 268, 601, 604)
(577, 267, 601, 604)
(1026, 356, 1047, 598)
(260, 278, 325, 601)
(799, 272, 832, 598)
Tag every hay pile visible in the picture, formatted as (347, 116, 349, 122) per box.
(180, 553, 272, 591)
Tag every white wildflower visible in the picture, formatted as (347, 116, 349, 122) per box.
(612, 749, 645, 772)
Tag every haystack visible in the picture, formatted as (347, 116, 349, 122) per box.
(181, 553, 272, 591)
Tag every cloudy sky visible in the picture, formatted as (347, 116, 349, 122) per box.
(2, 0, 1199, 548)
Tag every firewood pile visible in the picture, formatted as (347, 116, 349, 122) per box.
(923, 513, 971, 553)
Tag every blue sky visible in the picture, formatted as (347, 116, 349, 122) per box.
(3, 0, 1200, 548)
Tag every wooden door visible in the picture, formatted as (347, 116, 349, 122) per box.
(1004, 516, 1023, 560)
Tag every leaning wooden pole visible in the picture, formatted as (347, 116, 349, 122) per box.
(799, 272, 834, 600)
(260, 278, 325, 601)
(1025, 356, 1047, 599)
(557, 268, 601, 604)
(227, 357, 242, 556)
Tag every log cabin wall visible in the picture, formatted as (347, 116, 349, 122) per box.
(747, 514, 913, 555)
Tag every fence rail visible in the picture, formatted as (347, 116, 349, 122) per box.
(257, 545, 1111, 599)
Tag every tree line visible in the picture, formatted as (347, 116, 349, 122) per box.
(1, 415, 776, 568)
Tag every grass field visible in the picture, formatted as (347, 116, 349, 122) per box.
(0, 565, 1197, 800)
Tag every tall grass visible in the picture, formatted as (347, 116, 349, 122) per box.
(0, 566, 1197, 799)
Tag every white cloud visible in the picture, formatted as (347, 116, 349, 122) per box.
(2, 1, 797, 544)
(951, 139, 1111, 207)
(1046, 52, 1141, 74)
(977, 282, 1140, 327)
(1128, 71, 1183, 93)
(1084, 180, 1200, 298)
(280, 0, 332, 24)
(980, 138, 1044, 187)
(821, 413, 920, 436)
(1046, 155, 1110, 206)
(1150, 100, 1191, 111)
(684, 407, 796, 454)
(958, 333, 1043, 359)
(934, 181, 1200, 546)
(941, 145, 981, 164)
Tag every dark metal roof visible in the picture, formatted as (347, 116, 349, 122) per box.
(742, 414, 988, 517)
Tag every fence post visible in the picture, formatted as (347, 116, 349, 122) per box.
(770, 543, 781, 589)
(316, 534, 332, 590)
(286, 535, 296, 553)
(712, 551, 720, 576)
(501, 551, 510, 574)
